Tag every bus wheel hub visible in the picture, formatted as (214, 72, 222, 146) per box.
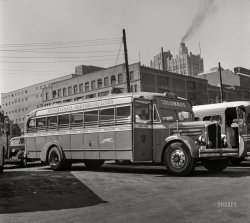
(171, 150, 185, 168)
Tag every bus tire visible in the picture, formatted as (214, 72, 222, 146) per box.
(164, 142, 195, 176)
(48, 146, 65, 171)
(203, 158, 228, 172)
(84, 160, 104, 169)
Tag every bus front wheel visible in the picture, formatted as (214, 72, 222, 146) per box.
(48, 146, 65, 171)
(203, 158, 228, 172)
(84, 160, 104, 169)
(164, 142, 195, 176)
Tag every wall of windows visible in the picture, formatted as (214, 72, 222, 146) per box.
(27, 105, 131, 133)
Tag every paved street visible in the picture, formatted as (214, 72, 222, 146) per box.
(1, 162, 250, 223)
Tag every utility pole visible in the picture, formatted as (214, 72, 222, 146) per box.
(161, 47, 165, 71)
(218, 62, 224, 102)
(123, 29, 130, 93)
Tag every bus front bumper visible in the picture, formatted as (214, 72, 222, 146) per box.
(199, 146, 239, 158)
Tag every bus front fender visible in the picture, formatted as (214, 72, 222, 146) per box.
(164, 135, 199, 158)
(40, 141, 66, 163)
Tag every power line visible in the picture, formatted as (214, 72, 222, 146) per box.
(0, 38, 122, 48)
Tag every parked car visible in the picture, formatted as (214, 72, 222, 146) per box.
(7, 136, 26, 166)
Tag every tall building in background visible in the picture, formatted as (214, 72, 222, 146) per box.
(150, 42, 204, 77)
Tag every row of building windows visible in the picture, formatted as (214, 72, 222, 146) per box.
(50, 72, 135, 100)
(2, 90, 28, 100)
(5, 107, 28, 115)
(3, 97, 28, 107)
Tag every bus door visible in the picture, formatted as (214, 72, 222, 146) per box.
(237, 106, 248, 157)
(133, 99, 153, 161)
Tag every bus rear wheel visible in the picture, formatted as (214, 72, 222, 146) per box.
(203, 158, 229, 172)
(164, 142, 195, 176)
(84, 160, 104, 169)
(48, 146, 65, 171)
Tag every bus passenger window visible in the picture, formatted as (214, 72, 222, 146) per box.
(134, 100, 152, 123)
(27, 118, 36, 132)
(203, 115, 222, 125)
(116, 106, 131, 124)
(84, 110, 98, 127)
(70, 112, 83, 127)
(100, 108, 114, 126)
(58, 114, 70, 129)
(47, 116, 58, 129)
(36, 117, 46, 130)
(153, 104, 160, 122)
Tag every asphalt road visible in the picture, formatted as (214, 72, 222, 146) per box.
(1, 162, 250, 223)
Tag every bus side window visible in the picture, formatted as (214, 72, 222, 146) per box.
(203, 115, 222, 125)
(116, 106, 131, 124)
(27, 118, 36, 132)
(134, 101, 152, 123)
(153, 104, 160, 122)
(99, 108, 114, 126)
(84, 110, 98, 127)
(70, 112, 83, 128)
(194, 117, 200, 121)
(36, 117, 47, 131)
(58, 114, 70, 129)
(47, 116, 58, 130)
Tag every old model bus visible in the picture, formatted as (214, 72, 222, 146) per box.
(24, 92, 239, 176)
(0, 112, 10, 173)
(193, 101, 250, 164)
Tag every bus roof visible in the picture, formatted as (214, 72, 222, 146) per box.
(26, 92, 189, 118)
(193, 101, 250, 114)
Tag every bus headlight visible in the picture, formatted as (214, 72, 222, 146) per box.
(198, 135, 206, 145)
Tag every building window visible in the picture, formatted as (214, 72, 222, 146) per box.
(63, 88, 67, 96)
(86, 93, 96, 99)
(85, 82, 90, 91)
(129, 71, 134, 81)
(91, 80, 96, 90)
(79, 83, 83, 93)
(73, 85, 77, 94)
(97, 79, 102, 89)
(58, 89, 61, 97)
(68, 86, 72, 95)
(104, 77, 109, 87)
(53, 90, 57, 98)
(111, 75, 116, 86)
(45, 92, 49, 101)
(118, 73, 124, 84)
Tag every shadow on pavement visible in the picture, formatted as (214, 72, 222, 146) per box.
(69, 162, 250, 178)
(0, 171, 107, 214)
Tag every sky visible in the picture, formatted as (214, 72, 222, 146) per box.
(1, 0, 250, 103)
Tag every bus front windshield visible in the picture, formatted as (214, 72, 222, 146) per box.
(159, 108, 193, 123)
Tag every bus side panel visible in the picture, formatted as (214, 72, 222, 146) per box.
(99, 131, 116, 159)
(26, 137, 36, 159)
(133, 127, 153, 161)
(58, 134, 71, 159)
(115, 130, 133, 160)
(70, 133, 84, 160)
(84, 132, 99, 159)
(36, 136, 47, 159)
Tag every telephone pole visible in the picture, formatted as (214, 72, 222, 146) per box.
(218, 62, 224, 102)
(123, 29, 130, 93)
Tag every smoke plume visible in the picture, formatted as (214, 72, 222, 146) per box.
(181, 0, 217, 43)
